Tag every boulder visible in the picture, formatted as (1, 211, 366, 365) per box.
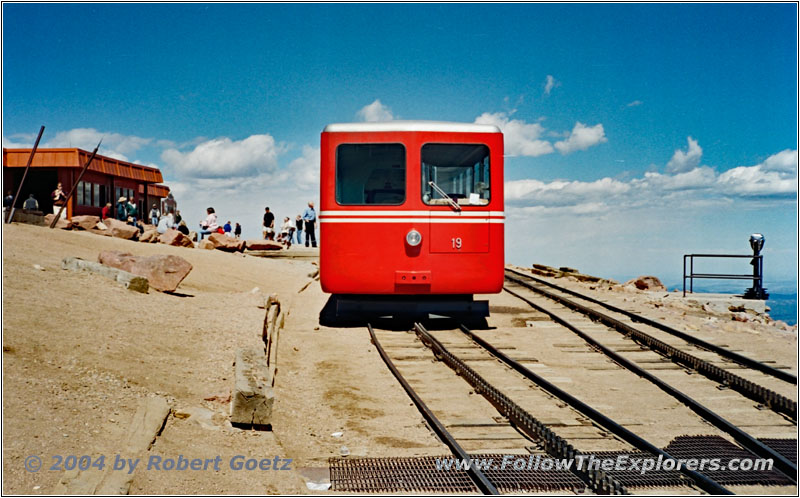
(158, 229, 194, 248)
(623, 275, 667, 292)
(138, 229, 159, 243)
(208, 233, 245, 252)
(244, 239, 284, 251)
(198, 239, 215, 250)
(44, 213, 74, 230)
(102, 218, 139, 240)
(98, 251, 193, 292)
(69, 215, 101, 230)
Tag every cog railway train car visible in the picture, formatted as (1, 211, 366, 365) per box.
(319, 121, 504, 321)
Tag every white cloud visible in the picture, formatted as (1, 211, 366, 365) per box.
(543, 75, 559, 95)
(45, 128, 152, 162)
(506, 177, 630, 206)
(666, 136, 703, 173)
(161, 134, 284, 179)
(286, 145, 320, 190)
(627, 100, 643, 107)
(717, 165, 797, 197)
(357, 99, 394, 122)
(554, 122, 607, 154)
(760, 149, 797, 174)
(474, 111, 554, 157)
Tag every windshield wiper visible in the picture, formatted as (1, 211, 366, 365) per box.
(428, 181, 461, 211)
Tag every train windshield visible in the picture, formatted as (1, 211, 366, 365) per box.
(336, 144, 406, 205)
(421, 144, 490, 206)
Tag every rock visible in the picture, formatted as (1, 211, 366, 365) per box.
(623, 275, 667, 292)
(158, 229, 194, 248)
(62, 257, 149, 293)
(69, 215, 101, 230)
(98, 251, 193, 292)
(208, 233, 245, 252)
(189, 231, 198, 242)
(244, 239, 284, 251)
(138, 229, 159, 243)
(102, 218, 139, 240)
(198, 239, 215, 250)
(44, 213, 74, 230)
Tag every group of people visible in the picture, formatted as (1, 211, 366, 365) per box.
(2, 183, 69, 218)
(261, 201, 317, 248)
(197, 207, 242, 240)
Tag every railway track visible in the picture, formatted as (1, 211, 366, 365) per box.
(331, 311, 796, 494)
(501, 268, 797, 481)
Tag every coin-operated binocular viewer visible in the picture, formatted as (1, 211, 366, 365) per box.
(743, 233, 768, 300)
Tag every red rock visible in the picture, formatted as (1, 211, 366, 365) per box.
(139, 229, 159, 243)
(623, 275, 667, 292)
(44, 213, 74, 230)
(208, 233, 245, 252)
(70, 215, 101, 230)
(158, 229, 194, 248)
(244, 239, 284, 251)
(198, 239, 215, 250)
(98, 251, 193, 292)
(102, 218, 140, 240)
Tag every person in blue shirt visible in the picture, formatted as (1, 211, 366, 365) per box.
(224, 221, 232, 236)
(302, 201, 317, 248)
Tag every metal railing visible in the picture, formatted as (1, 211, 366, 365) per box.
(682, 254, 763, 297)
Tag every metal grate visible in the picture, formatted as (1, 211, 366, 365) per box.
(330, 437, 797, 492)
(329, 454, 583, 493)
(662, 435, 794, 486)
(761, 438, 798, 465)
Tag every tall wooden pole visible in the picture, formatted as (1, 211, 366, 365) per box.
(50, 140, 102, 228)
(5, 126, 45, 223)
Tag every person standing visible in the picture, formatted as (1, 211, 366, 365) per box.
(116, 196, 128, 220)
(224, 220, 232, 236)
(303, 201, 317, 248)
(101, 202, 112, 219)
(295, 215, 304, 245)
(234, 222, 242, 238)
(52, 182, 67, 219)
(126, 198, 138, 225)
(149, 203, 160, 226)
(3, 190, 13, 218)
(262, 207, 275, 240)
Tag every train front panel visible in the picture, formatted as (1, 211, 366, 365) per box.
(319, 122, 504, 296)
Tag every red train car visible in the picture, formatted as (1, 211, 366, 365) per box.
(319, 121, 504, 320)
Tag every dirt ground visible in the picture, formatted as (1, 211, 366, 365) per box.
(2, 222, 797, 495)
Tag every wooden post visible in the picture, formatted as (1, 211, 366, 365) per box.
(51, 141, 101, 228)
(5, 126, 44, 224)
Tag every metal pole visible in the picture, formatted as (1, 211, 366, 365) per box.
(5, 126, 45, 223)
(50, 141, 101, 228)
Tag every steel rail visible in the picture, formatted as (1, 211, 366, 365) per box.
(366, 324, 499, 495)
(413, 322, 629, 495)
(506, 267, 796, 385)
(502, 285, 798, 483)
(456, 324, 732, 495)
(505, 272, 797, 422)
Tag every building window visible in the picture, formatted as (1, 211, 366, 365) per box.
(77, 181, 85, 206)
(93, 183, 100, 207)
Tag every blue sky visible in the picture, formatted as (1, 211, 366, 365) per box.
(3, 3, 797, 288)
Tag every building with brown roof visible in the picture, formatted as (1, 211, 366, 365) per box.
(3, 148, 173, 219)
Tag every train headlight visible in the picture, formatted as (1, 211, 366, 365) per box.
(406, 229, 422, 247)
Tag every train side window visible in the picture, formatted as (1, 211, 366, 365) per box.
(421, 144, 490, 206)
(336, 144, 406, 205)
